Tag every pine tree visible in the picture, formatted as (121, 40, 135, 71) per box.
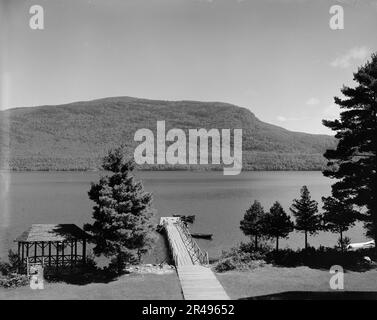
(322, 196, 357, 251)
(264, 201, 294, 251)
(290, 186, 321, 249)
(240, 200, 265, 250)
(84, 147, 155, 273)
(323, 53, 377, 251)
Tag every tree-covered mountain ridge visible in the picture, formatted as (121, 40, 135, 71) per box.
(0, 96, 336, 171)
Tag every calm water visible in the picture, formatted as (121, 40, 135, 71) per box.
(0, 171, 367, 261)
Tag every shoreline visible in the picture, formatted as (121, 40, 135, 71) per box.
(0, 168, 325, 173)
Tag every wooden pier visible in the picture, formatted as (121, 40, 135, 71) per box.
(159, 217, 229, 300)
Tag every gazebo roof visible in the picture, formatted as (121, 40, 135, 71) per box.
(15, 224, 89, 243)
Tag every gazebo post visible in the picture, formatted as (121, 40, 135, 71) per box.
(26, 243, 29, 263)
(82, 239, 86, 264)
(70, 240, 74, 267)
(21, 243, 24, 267)
(48, 242, 52, 266)
(17, 242, 21, 273)
(74, 240, 77, 263)
(62, 241, 65, 267)
(34, 242, 37, 263)
(56, 242, 59, 268)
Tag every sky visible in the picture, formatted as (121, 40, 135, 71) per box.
(1, 0, 377, 134)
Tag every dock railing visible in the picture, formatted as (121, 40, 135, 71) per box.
(175, 220, 209, 265)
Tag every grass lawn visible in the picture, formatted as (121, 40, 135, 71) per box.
(216, 266, 377, 299)
(2, 266, 376, 300)
(0, 272, 183, 300)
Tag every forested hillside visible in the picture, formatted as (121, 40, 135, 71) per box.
(0, 97, 336, 171)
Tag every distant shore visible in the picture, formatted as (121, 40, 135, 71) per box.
(2, 150, 329, 172)
(1, 167, 325, 173)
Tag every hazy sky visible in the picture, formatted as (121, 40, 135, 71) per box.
(1, 0, 377, 134)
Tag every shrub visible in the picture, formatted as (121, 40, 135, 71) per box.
(0, 250, 20, 276)
(214, 258, 237, 273)
(266, 246, 376, 270)
(0, 274, 29, 288)
(214, 242, 266, 273)
(239, 241, 271, 256)
(337, 236, 351, 251)
(0, 260, 11, 276)
(214, 241, 377, 273)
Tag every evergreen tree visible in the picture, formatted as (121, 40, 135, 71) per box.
(264, 201, 294, 251)
(322, 196, 357, 251)
(323, 53, 377, 250)
(290, 186, 321, 249)
(240, 200, 265, 250)
(84, 147, 155, 273)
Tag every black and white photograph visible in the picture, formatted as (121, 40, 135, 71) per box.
(0, 0, 377, 308)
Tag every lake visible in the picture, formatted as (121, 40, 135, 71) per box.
(0, 171, 367, 262)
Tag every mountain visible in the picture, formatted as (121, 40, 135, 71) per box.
(0, 96, 336, 171)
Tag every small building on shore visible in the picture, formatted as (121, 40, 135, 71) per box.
(15, 224, 90, 273)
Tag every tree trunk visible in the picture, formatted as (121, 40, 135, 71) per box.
(373, 205, 377, 255)
(340, 231, 344, 253)
(276, 237, 279, 251)
(304, 232, 308, 250)
(371, 196, 377, 255)
(254, 235, 258, 251)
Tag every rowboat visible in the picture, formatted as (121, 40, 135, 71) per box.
(190, 233, 213, 240)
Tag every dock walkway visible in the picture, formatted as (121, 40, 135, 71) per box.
(159, 217, 229, 300)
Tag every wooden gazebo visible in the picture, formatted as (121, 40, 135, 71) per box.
(15, 224, 90, 273)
